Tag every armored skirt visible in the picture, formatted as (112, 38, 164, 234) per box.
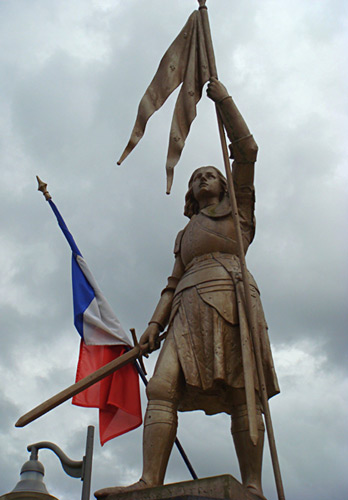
(153, 192, 280, 416)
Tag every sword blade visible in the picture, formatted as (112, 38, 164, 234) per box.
(15, 344, 142, 428)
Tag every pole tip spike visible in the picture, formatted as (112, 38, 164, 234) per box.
(36, 175, 52, 201)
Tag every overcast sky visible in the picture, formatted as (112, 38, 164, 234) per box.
(0, 1, 347, 499)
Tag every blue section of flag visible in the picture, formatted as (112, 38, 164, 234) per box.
(72, 255, 94, 338)
(48, 200, 81, 256)
(48, 199, 94, 339)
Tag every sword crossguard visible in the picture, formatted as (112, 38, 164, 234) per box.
(130, 328, 148, 375)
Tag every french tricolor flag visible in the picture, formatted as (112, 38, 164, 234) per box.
(48, 199, 142, 445)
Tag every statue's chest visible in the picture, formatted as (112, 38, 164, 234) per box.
(180, 214, 237, 266)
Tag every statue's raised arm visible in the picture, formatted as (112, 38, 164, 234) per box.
(207, 77, 258, 188)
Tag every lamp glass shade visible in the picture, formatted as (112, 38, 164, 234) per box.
(0, 459, 59, 500)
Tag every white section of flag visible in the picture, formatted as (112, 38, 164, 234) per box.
(76, 255, 131, 346)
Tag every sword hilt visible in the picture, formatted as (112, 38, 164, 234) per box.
(130, 328, 148, 375)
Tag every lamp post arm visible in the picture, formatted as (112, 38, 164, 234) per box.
(28, 442, 83, 479)
(27, 426, 94, 500)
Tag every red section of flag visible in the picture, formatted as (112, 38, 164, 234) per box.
(72, 342, 142, 445)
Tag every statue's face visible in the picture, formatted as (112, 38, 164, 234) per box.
(192, 167, 222, 202)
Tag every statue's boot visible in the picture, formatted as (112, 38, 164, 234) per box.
(94, 400, 177, 499)
(232, 404, 267, 500)
(94, 479, 147, 498)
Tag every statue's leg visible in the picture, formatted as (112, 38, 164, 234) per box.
(140, 399, 178, 485)
(231, 401, 267, 500)
(95, 333, 184, 498)
(140, 333, 184, 485)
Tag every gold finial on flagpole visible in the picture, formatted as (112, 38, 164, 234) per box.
(36, 175, 52, 201)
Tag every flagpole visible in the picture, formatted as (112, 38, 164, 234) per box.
(197, 2, 285, 499)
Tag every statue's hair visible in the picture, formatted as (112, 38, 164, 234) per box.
(184, 166, 228, 219)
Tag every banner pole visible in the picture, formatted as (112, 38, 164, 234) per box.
(198, 2, 285, 499)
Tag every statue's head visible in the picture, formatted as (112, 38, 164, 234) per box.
(184, 166, 228, 218)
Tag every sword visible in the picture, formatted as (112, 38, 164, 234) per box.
(15, 333, 165, 428)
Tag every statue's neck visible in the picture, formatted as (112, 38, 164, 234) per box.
(198, 197, 220, 211)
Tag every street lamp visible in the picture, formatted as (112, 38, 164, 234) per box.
(0, 453, 58, 500)
(1, 426, 94, 500)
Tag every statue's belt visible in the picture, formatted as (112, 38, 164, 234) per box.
(175, 252, 240, 297)
(175, 252, 259, 297)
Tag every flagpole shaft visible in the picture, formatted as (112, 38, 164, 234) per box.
(199, 3, 285, 499)
(198, 2, 217, 77)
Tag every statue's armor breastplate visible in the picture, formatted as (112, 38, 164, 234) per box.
(172, 213, 244, 325)
(180, 212, 238, 267)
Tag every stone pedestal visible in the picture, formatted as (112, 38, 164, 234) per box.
(101, 474, 261, 500)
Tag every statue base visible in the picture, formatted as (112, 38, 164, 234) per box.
(100, 474, 262, 500)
